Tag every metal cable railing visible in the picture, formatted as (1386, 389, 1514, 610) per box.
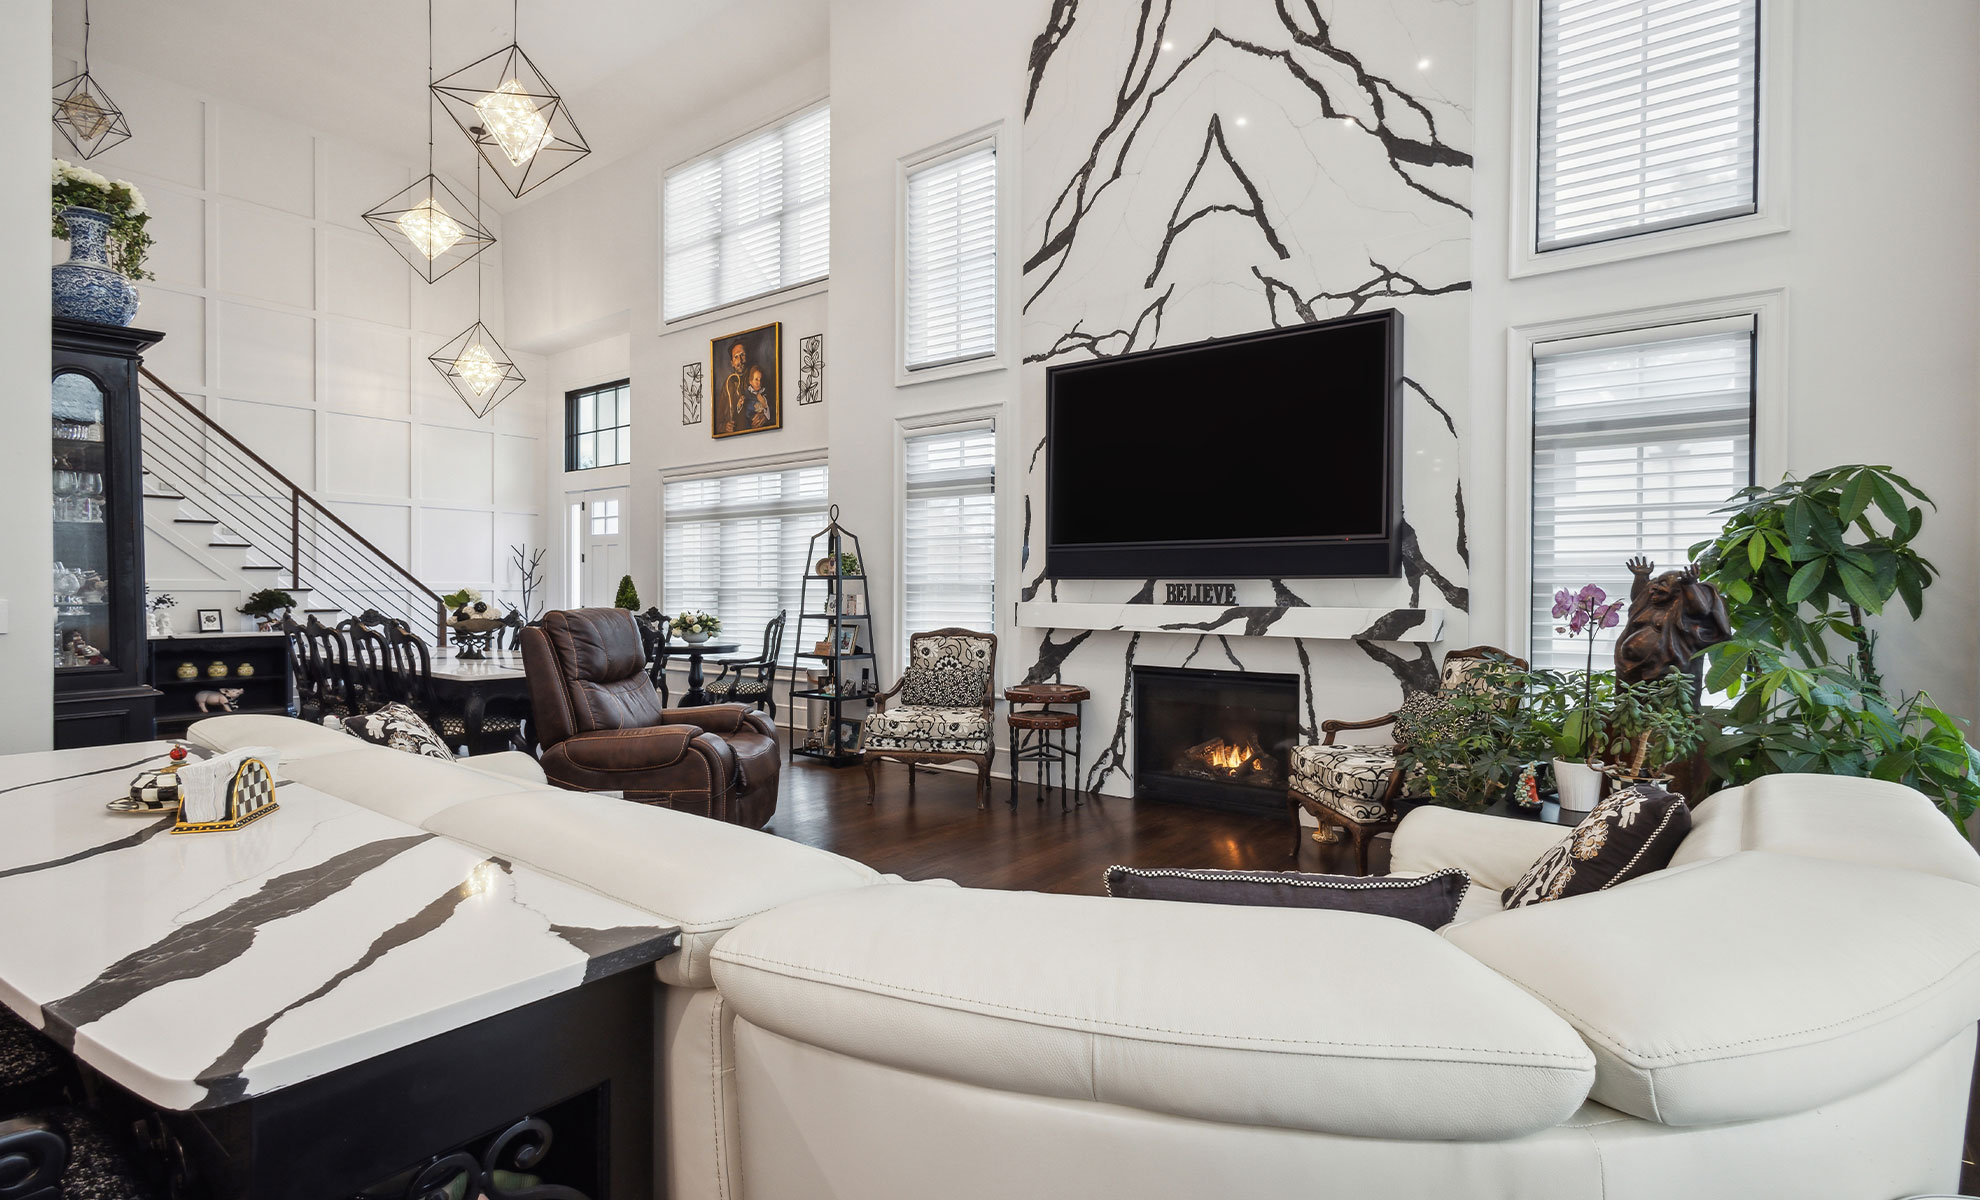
(137, 368, 449, 644)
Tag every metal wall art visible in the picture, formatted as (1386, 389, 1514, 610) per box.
(680, 362, 704, 425)
(797, 333, 824, 405)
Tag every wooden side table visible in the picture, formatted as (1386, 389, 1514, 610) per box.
(1003, 683, 1089, 811)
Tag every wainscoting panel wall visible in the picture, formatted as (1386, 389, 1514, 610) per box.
(1019, 0, 1474, 798)
(51, 54, 548, 632)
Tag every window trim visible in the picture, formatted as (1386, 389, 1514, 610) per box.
(1507, 0, 1794, 279)
(894, 124, 1009, 388)
(564, 378, 632, 472)
(1501, 290, 1787, 661)
(659, 97, 832, 331)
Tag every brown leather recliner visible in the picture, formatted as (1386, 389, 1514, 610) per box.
(521, 607, 780, 828)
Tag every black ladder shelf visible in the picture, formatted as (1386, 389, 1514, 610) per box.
(789, 505, 876, 766)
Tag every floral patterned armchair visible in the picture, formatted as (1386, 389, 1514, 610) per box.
(862, 628, 998, 809)
(1287, 645, 1525, 874)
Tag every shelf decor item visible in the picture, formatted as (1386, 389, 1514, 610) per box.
(51, 152, 152, 325)
(443, 589, 509, 660)
(197, 608, 223, 633)
(206, 661, 229, 679)
(670, 611, 721, 645)
(50, 0, 132, 160)
(175, 661, 197, 680)
(1547, 583, 1623, 810)
(172, 746, 280, 834)
(790, 505, 876, 768)
(238, 588, 297, 632)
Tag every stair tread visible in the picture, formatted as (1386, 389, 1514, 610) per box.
(209, 541, 251, 549)
(143, 491, 185, 501)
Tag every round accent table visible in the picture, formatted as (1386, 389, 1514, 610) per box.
(1002, 683, 1090, 811)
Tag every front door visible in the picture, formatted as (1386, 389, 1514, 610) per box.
(566, 487, 629, 608)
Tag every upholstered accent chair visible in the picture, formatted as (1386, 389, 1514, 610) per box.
(1288, 645, 1525, 874)
(704, 610, 787, 717)
(522, 607, 781, 827)
(862, 628, 998, 809)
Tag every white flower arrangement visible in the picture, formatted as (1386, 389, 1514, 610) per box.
(669, 611, 722, 637)
(51, 158, 152, 278)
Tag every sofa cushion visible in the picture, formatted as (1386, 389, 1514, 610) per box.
(188, 713, 362, 762)
(1289, 744, 1401, 821)
(863, 707, 990, 753)
(1445, 851, 1980, 1125)
(422, 788, 884, 988)
(281, 743, 540, 826)
(1674, 773, 1980, 886)
(458, 751, 548, 786)
(712, 884, 1595, 1140)
(1103, 866, 1470, 931)
(1502, 783, 1690, 908)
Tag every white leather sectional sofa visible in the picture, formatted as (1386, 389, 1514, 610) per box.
(194, 715, 1980, 1199)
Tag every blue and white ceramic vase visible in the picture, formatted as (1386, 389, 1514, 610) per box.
(52, 206, 139, 326)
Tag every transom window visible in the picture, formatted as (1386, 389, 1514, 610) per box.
(901, 424, 996, 649)
(664, 104, 831, 323)
(1528, 317, 1755, 669)
(663, 463, 829, 640)
(1537, 0, 1760, 251)
(566, 380, 631, 471)
(904, 142, 998, 371)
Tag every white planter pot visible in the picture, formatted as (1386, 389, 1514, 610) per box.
(1552, 759, 1604, 812)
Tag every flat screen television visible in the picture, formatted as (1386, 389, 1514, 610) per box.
(1045, 309, 1403, 579)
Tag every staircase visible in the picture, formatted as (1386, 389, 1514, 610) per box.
(137, 368, 449, 643)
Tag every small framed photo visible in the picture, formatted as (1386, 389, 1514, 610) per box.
(843, 593, 864, 617)
(835, 626, 859, 656)
(196, 609, 223, 633)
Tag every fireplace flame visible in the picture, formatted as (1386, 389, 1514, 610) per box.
(1187, 736, 1265, 778)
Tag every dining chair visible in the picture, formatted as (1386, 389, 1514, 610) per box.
(703, 610, 786, 718)
(279, 613, 314, 719)
(302, 616, 358, 721)
(636, 607, 672, 706)
(337, 616, 391, 714)
(376, 617, 522, 756)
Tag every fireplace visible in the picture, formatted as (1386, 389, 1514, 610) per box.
(1132, 666, 1299, 814)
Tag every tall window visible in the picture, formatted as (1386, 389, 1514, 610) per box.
(1529, 319, 1754, 669)
(663, 105, 831, 322)
(663, 463, 829, 640)
(901, 425, 996, 644)
(566, 380, 631, 471)
(1537, 0, 1759, 251)
(904, 143, 998, 371)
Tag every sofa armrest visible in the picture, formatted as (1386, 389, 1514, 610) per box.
(711, 884, 1594, 1140)
(556, 724, 699, 771)
(657, 704, 765, 735)
(1389, 806, 1569, 893)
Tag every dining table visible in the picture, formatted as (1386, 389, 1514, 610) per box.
(426, 645, 533, 751)
(666, 640, 742, 707)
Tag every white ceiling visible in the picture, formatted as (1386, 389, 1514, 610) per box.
(59, 0, 830, 209)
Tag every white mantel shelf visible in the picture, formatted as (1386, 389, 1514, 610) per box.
(1015, 601, 1444, 643)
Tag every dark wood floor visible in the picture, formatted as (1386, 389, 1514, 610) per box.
(764, 733, 1380, 893)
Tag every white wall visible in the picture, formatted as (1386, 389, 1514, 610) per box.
(1, 0, 54, 753)
(1467, 0, 1980, 725)
(52, 53, 549, 632)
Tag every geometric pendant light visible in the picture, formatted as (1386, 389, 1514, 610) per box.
(431, 1, 590, 199)
(362, 0, 495, 284)
(429, 158, 526, 419)
(52, 0, 132, 160)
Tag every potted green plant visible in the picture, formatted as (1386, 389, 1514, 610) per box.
(1545, 583, 1625, 808)
(1692, 464, 1980, 830)
(669, 611, 721, 645)
(237, 588, 297, 631)
(615, 575, 640, 610)
(1396, 655, 1536, 812)
(1597, 673, 1704, 790)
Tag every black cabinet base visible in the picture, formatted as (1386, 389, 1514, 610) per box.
(54, 685, 159, 750)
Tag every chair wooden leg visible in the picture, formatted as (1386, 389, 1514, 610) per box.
(976, 758, 989, 810)
(1288, 792, 1305, 861)
(908, 762, 917, 803)
(864, 757, 878, 805)
(1353, 826, 1372, 877)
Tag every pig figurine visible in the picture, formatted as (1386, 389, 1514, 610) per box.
(195, 687, 246, 713)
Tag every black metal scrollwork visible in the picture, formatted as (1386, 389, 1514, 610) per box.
(401, 1116, 588, 1200)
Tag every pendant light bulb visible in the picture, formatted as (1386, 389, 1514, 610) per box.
(474, 79, 552, 166)
(394, 197, 467, 261)
(452, 342, 505, 397)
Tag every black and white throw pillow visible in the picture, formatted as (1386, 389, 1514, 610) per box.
(342, 702, 454, 761)
(1502, 782, 1691, 909)
(1104, 865, 1470, 931)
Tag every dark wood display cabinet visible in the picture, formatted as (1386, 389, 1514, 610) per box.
(52, 318, 164, 748)
(149, 633, 295, 739)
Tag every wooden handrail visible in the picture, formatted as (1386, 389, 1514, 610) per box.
(139, 366, 449, 642)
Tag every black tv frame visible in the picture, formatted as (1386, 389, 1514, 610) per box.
(1044, 309, 1404, 580)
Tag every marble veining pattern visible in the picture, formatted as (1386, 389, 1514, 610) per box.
(1020, 0, 1474, 797)
(0, 743, 678, 1111)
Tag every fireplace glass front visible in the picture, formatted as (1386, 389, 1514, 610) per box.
(1132, 665, 1299, 814)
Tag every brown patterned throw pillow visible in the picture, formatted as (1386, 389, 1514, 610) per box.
(1502, 783, 1691, 909)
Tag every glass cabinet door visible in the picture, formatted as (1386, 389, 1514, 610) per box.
(52, 371, 115, 673)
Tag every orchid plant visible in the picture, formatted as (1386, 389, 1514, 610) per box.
(1551, 583, 1624, 762)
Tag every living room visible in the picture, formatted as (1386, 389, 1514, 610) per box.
(5, 0, 1980, 1196)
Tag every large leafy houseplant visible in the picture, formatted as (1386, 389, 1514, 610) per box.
(1395, 656, 1542, 811)
(1691, 465, 1980, 829)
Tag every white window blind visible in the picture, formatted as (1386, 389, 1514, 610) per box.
(663, 463, 829, 643)
(1537, 0, 1759, 251)
(904, 144, 998, 370)
(663, 105, 831, 322)
(1529, 318, 1753, 669)
(902, 425, 996, 644)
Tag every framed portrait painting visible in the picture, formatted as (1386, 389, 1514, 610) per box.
(710, 322, 782, 438)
